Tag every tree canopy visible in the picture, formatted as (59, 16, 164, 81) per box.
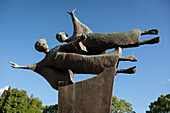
(146, 94, 170, 113)
(0, 86, 136, 113)
(42, 104, 58, 113)
(0, 86, 42, 113)
(111, 96, 135, 113)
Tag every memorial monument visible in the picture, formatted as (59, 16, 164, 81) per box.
(9, 9, 160, 113)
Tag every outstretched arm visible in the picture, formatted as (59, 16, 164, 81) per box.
(9, 61, 37, 71)
(67, 9, 92, 38)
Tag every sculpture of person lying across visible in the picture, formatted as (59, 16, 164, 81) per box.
(56, 9, 160, 55)
(9, 9, 160, 90)
(9, 38, 137, 90)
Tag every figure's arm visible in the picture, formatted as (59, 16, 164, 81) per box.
(59, 34, 88, 53)
(65, 34, 86, 45)
(67, 9, 92, 36)
(9, 61, 37, 71)
(56, 9, 93, 43)
(139, 36, 160, 45)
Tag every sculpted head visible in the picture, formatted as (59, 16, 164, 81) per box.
(35, 38, 49, 54)
(56, 32, 68, 42)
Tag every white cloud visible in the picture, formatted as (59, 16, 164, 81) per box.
(0, 86, 9, 94)
(168, 79, 170, 82)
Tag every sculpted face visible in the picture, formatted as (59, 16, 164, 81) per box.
(56, 32, 68, 42)
(35, 38, 49, 53)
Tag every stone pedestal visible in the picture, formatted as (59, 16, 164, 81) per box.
(58, 66, 116, 113)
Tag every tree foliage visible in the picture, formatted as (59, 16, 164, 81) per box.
(146, 94, 170, 113)
(111, 96, 135, 113)
(41, 104, 58, 113)
(0, 86, 42, 113)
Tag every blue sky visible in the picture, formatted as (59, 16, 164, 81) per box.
(0, 0, 169, 112)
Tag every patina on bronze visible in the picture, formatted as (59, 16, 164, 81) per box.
(9, 9, 160, 90)
(9, 9, 160, 113)
(9, 40, 136, 90)
(56, 9, 159, 55)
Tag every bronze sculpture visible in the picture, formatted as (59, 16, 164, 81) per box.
(56, 9, 159, 55)
(9, 39, 136, 90)
(9, 9, 160, 91)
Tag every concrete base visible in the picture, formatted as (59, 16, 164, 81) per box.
(58, 67, 116, 113)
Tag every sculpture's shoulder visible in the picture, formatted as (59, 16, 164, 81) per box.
(67, 34, 82, 42)
(49, 45, 60, 52)
(47, 45, 62, 58)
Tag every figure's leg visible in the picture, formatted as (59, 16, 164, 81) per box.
(116, 66, 136, 74)
(139, 36, 160, 45)
(141, 29, 159, 35)
(119, 55, 137, 62)
(84, 29, 142, 52)
(100, 48, 137, 62)
(83, 29, 160, 52)
(139, 29, 159, 45)
(116, 48, 137, 74)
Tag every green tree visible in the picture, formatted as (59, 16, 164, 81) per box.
(146, 94, 170, 113)
(111, 96, 135, 113)
(0, 86, 42, 113)
(42, 104, 58, 113)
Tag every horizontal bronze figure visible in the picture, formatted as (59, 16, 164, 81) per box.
(56, 9, 159, 55)
(9, 38, 136, 90)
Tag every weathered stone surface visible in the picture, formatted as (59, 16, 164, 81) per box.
(58, 67, 116, 113)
